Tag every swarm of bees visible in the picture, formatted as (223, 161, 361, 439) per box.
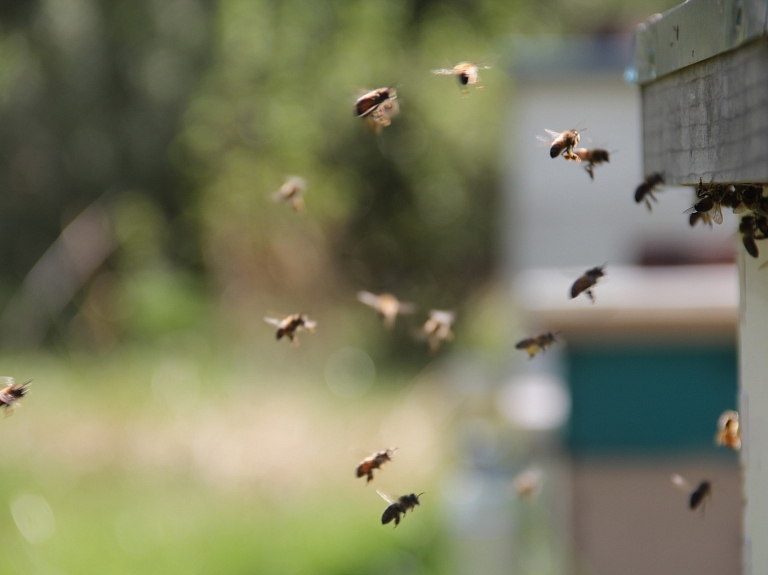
(515, 332, 558, 359)
(715, 410, 741, 451)
(431, 61, 491, 95)
(264, 313, 317, 345)
(272, 176, 307, 212)
(0, 377, 30, 415)
(356, 448, 396, 484)
(355, 87, 399, 133)
(378, 490, 423, 527)
(570, 265, 605, 303)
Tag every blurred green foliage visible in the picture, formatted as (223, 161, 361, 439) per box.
(0, 0, 678, 351)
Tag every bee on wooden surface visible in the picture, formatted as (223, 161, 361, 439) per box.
(0, 377, 31, 415)
(731, 184, 760, 214)
(513, 468, 543, 501)
(356, 448, 397, 484)
(715, 410, 741, 451)
(357, 291, 416, 330)
(272, 176, 306, 212)
(572, 148, 610, 180)
(515, 332, 558, 359)
(541, 129, 581, 161)
(671, 474, 713, 512)
(355, 87, 399, 133)
(634, 172, 665, 211)
(263, 314, 316, 346)
(570, 266, 605, 303)
(431, 61, 491, 95)
(378, 490, 423, 527)
(421, 309, 455, 353)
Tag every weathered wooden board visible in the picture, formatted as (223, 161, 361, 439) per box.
(642, 37, 768, 185)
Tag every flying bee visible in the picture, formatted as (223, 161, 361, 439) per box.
(671, 474, 713, 513)
(715, 410, 741, 451)
(513, 467, 544, 501)
(0, 377, 31, 416)
(431, 61, 491, 95)
(355, 87, 399, 133)
(570, 266, 605, 303)
(272, 176, 306, 212)
(541, 129, 581, 160)
(356, 448, 397, 484)
(572, 148, 610, 180)
(378, 490, 423, 527)
(357, 291, 416, 330)
(634, 172, 665, 211)
(421, 309, 455, 353)
(515, 332, 559, 359)
(263, 314, 316, 346)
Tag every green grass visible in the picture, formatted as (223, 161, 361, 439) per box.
(0, 351, 448, 574)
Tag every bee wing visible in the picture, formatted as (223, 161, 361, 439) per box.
(303, 320, 317, 332)
(430, 310, 455, 324)
(377, 489, 396, 505)
(671, 474, 691, 490)
(357, 291, 380, 308)
(264, 317, 281, 327)
(431, 68, 455, 76)
(544, 129, 561, 139)
(398, 302, 417, 314)
(713, 203, 724, 225)
(0, 376, 16, 387)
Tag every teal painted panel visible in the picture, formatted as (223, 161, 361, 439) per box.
(566, 346, 737, 454)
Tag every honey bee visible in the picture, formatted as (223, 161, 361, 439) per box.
(431, 61, 491, 95)
(515, 332, 558, 359)
(715, 410, 741, 451)
(739, 215, 762, 258)
(671, 474, 712, 512)
(357, 291, 416, 330)
(572, 148, 610, 180)
(356, 448, 397, 484)
(570, 266, 605, 303)
(0, 377, 30, 415)
(378, 490, 423, 527)
(634, 172, 665, 211)
(263, 314, 317, 346)
(541, 129, 581, 160)
(732, 184, 761, 214)
(421, 309, 455, 353)
(355, 87, 399, 133)
(513, 468, 543, 501)
(272, 176, 306, 212)
(686, 178, 724, 224)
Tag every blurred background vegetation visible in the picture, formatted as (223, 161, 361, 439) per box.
(0, 0, 677, 573)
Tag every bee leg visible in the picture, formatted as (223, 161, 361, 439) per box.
(645, 198, 653, 212)
(367, 472, 374, 484)
(585, 164, 594, 180)
(586, 289, 595, 304)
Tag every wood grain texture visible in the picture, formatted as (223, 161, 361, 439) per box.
(642, 37, 768, 185)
